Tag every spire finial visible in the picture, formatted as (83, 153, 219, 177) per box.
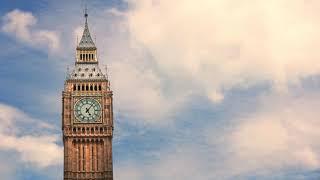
(77, 2, 96, 49)
(84, 3, 88, 22)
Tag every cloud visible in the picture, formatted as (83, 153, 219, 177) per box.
(122, 0, 320, 103)
(223, 92, 320, 176)
(114, 91, 320, 180)
(0, 135, 62, 168)
(0, 103, 62, 168)
(110, 61, 187, 124)
(2, 9, 60, 52)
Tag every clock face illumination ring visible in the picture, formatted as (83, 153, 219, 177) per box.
(74, 98, 101, 123)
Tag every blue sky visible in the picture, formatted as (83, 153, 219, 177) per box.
(1, 0, 320, 179)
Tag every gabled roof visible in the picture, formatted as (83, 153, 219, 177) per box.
(77, 13, 96, 50)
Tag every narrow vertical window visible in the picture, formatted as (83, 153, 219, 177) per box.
(78, 143, 81, 171)
(96, 142, 99, 171)
(92, 145, 94, 171)
(83, 144, 85, 171)
(73, 141, 76, 171)
(80, 54, 82, 60)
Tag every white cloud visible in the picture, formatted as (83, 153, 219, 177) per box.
(224, 92, 320, 175)
(0, 103, 62, 168)
(122, 0, 320, 103)
(207, 90, 224, 103)
(110, 61, 187, 124)
(2, 9, 60, 52)
(0, 135, 62, 168)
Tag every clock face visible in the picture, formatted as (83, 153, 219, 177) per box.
(74, 98, 102, 123)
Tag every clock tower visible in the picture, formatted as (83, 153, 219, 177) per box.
(62, 10, 114, 180)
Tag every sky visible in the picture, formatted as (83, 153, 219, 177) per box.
(1, 0, 320, 179)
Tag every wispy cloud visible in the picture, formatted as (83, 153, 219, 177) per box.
(2, 9, 60, 52)
(0, 103, 62, 169)
(225, 92, 320, 175)
(200, 91, 320, 178)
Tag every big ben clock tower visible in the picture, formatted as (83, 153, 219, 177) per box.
(62, 10, 114, 180)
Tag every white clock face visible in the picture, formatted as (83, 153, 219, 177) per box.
(74, 98, 101, 123)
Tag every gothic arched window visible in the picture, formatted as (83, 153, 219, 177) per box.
(99, 85, 102, 91)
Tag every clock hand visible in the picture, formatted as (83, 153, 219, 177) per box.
(85, 108, 91, 116)
(84, 107, 92, 116)
(86, 103, 94, 113)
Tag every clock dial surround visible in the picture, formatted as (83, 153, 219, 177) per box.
(74, 97, 102, 123)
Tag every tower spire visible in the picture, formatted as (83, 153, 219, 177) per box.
(77, 5, 96, 50)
